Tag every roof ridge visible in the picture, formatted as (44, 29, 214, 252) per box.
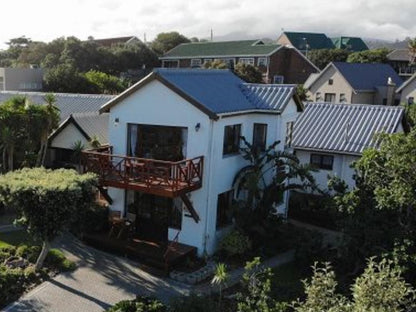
(308, 102, 404, 110)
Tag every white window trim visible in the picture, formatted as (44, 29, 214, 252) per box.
(190, 59, 202, 67)
(257, 57, 268, 66)
(239, 57, 255, 65)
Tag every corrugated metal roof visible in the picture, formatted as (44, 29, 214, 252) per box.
(292, 102, 404, 155)
(0, 91, 115, 122)
(72, 112, 109, 144)
(387, 49, 411, 62)
(240, 84, 296, 112)
(332, 62, 403, 91)
(162, 40, 280, 58)
(155, 69, 297, 114)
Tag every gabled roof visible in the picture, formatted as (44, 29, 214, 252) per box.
(396, 72, 416, 93)
(292, 102, 404, 155)
(49, 112, 109, 145)
(161, 40, 282, 59)
(281, 32, 334, 50)
(0, 91, 115, 122)
(331, 62, 403, 91)
(100, 68, 301, 118)
(387, 49, 411, 62)
(331, 36, 368, 52)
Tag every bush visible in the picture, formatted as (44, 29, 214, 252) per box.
(107, 296, 167, 312)
(170, 294, 218, 312)
(72, 203, 109, 235)
(0, 266, 25, 305)
(220, 229, 251, 258)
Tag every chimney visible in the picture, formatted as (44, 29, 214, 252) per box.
(385, 77, 396, 106)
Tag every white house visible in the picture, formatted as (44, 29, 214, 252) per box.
(292, 102, 405, 190)
(83, 68, 302, 257)
(396, 72, 416, 105)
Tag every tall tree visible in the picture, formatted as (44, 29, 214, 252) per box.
(308, 49, 351, 69)
(150, 31, 190, 56)
(347, 48, 390, 63)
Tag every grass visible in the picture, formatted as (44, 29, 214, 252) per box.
(270, 261, 307, 303)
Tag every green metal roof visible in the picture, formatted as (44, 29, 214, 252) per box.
(161, 40, 281, 58)
(282, 32, 335, 50)
(331, 37, 369, 52)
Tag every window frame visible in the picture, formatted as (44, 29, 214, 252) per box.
(310, 153, 334, 170)
(239, 57, 255, 65)
(328, 79, 334, 85)
(408, 97, 414, 105)
(273, 75, 284, 84)
(223, 124, 242, 156)
(324, 93, 336, 103)
(190, 59, 202, 68)
(252, 123, 267, 152)
(257, 57, 267, 67)
(285, 121, 294, 148)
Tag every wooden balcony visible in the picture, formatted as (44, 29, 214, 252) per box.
(81, 147, 203, 198)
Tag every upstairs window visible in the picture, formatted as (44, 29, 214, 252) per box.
(310, 154, 334, 170)
(253, 123, 267, 152)
(223, 124, 241, 156)
(328, 79, 334, 85)
(316, 92, 322, 102)
(324, 93, 336, 103)
(340, 93, 347, 103)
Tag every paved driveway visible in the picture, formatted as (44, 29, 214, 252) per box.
(4, 236, 192, 312)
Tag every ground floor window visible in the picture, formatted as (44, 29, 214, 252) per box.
(310, 154, 334, 170)
(216, 190, 234, 229)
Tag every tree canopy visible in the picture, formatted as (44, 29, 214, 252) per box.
(347, 48, 390, 63)
(150, 31, 190, 56)
(307, 49, 351, 69)
(0, 168, 97, 269)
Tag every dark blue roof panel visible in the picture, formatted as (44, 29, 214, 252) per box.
(332, 62, 403, 91)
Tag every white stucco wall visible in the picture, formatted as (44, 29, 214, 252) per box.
(295, 150, 359, 191)
(49, 123, 90, 149)
(106, 78, 300, 256)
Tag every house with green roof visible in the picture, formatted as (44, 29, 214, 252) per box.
(160, 39, 319, 84)
(277, 32, 335, 54)
(331, 36, 368, 52)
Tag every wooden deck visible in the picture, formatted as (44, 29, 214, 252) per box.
(83, 232, 197, 273)
(81, 148, 203, 198)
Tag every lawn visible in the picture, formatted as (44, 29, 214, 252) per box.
(0, 230, 38, 248)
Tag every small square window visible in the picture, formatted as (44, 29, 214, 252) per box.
(310, 154, 334, 170)
(328, 79, 334, 85)
(258, 57, 267, 67)
(409, 97, 414, 105)
(273, 75, 284, 84)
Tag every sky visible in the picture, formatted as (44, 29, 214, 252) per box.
(0, 0, 415, 49)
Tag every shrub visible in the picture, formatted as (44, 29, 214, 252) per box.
(72, 203, 109, 235)
(220, 229, 251, 258)
(0, 266, 25, 305)
(107, 296, 167, 312)
(170, 294, 218, 312)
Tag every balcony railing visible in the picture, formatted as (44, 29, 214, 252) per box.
(82, 148, 203, 197)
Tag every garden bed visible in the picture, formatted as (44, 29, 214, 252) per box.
(0, 230, 76, 308)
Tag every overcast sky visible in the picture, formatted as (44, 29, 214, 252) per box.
(0, 0, 415, 49)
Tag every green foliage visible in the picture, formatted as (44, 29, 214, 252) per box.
(403, 102, 416, 128)
(71, 203, 109, 235)
(203, 59, 228, 69)
(347, 48, 390, 63)
(308, 49, 351, 69)
(0, 266, 26, 306)
(43, 63, 90, 93)
(292, 258, 416, 312)
(150, 31, 190, 56)
(45, 249, 76, 271)
(84, 70, 128, 94)
(220, 230, 252, 258)
(0, 168, 97, 269)
(295, 84, 310, 102)
(107, 296, 167, 312)
(170, 294, 219, 312)
(233, 63, 263, 83)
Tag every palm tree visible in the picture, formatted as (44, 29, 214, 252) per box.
(211, 263, 229, 309)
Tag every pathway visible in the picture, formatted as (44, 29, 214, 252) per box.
(4, 235, 294, 312)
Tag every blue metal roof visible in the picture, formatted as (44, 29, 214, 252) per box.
(154, 68, 297, 114)
(332, 62, 403, 91)
(293, 102, 404, 155)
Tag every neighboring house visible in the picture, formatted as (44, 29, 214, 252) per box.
(88, 36, 141, 47)
(387, 49, 416, 80)
(277, 32, 335, 54)
(331, 36, 369, 52)
(396, 72, 416, 105)
(48, 112, 109, 168)
(0, 68, 43, 91)
(292, 102, 405, 190)
(305, 62, 403, 105)
(0, 91, 115, 122)
(83, 68, 302, 256)
(159, 40, 319, 84)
